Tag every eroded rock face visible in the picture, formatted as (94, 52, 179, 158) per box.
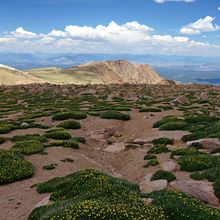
(160, 161, 180, 172)
(170, 180, 219, 206)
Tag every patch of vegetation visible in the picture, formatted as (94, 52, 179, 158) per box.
(159, 121, 186, 131)
(11, 134, 47, 143)
(153, 116, 181, 128)
(139, 108, 161, 112)
(144, 159, 159, 168)
(29, 169, 166, 220)
(152, 137, 174, 145)
(43, 163, 57, 170)
(100, 111, 130, 121)
(56, 120, 81, 129)
(0, 137, 5, 144)
(63, 139, 79, 149)
(148, 144, 170, 154)
(149, 189, 220, 220)
(170, 148, 199, 159)
(52, 111, 87, 121)
(0, 150, 34, 185)
(144, 154, 157, 160)
(44, 130, 71, 140)
(12, 140, 44, 155)
(178, 154, 216, 172)
(0, 124, 12, 134)
(151, 170, 176, 182)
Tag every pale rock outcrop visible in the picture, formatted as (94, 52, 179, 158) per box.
(160, 161, 180, 172)
(170, 180, 219, 206)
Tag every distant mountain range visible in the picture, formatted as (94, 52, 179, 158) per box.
(0, 60, 169, 85)
(0, 53, 219, 84)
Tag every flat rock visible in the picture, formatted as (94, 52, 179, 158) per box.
(104, 142, 126, 153)
(170, 180, 219, 206)
(160, 161, 180, 172)
(140, 174, 168, 193)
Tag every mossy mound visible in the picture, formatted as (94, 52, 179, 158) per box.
(28, 169, 166, 220)
(0, 150, 34, 185)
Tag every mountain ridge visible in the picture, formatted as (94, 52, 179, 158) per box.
(0, 60, 171, 85)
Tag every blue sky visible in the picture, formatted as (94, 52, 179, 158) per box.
(0, 0, 220, 56)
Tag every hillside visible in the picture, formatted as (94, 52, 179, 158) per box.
(0, 65, 45, 85)
(27, 60, 169, 85)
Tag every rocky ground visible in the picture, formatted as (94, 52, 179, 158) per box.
(0, 83, 220, 220)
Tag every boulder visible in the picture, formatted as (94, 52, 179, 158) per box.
(170, 180, 219, 206)
(104, 142, 126, 153)
(199, 92, 209, 100)
(171, 95, 189, 106)
(160, 161, 180, 172)
(186, 138, 220, 150)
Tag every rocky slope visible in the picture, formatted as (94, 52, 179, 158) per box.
(0, 60, 170, 85)
(0, 65, 45, 85)
(77, 60, 168, 84)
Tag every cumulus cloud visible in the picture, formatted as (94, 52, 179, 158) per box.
(154, 0, 194, 3)
(0, 21, 220, 56)
(10, 27, 37, 38)
(180, 16, 220, 35)
(218, 6, 220, 11)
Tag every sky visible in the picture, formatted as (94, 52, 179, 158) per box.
(0, 0, 220, 56)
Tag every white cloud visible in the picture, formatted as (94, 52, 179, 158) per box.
(10, 27, 37, 38)
(180, 16, 220, 35)
(218, 6, 220, 11)
(0, 21, 220, 56)
(154, 0, 194, 3)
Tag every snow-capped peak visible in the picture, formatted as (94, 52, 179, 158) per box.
(0, 64, 16, 71)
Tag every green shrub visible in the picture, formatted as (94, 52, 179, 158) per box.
(170, 148, 199, 158)
(63, 139, 79, 149)
(159, 122, 186, 131)
(52, 111, 87, 121)
(0, 150, 34, 185)
(151, 170, 176, 182)
(148, 144, 170, 154)
(44, 131, 71, 140)
(153, 116, 180, 128)
(29, 170, 166, 220)
(214, 179, 220, 199)
(0, 137, 5, 144)
(139, 108, 161, 112)
(178, 154, 216, 172)
(57, 120, 81, 129)
(190, 166, 220, 182)
(144, 154, 157, 160)
(152, 137, 174, 145)
(11, 134, 47, 143)
(100, 111, 130, 121)
(0, 124, 12, 134)
(12, 140, 44, 155)
(149, 190, 220, 220)
(43, 163, 57, 170)
(144, 159, 159, 168)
